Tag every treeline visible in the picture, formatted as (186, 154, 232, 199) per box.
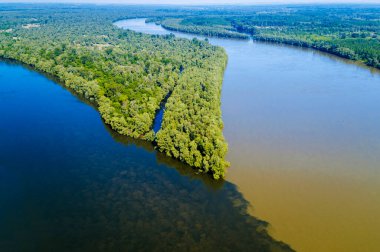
(247, 32, 380, 68)
(0, 4, 229, 179)
(151, 5, 380, 69)
(233, 6, 380, 68)
(158, 18, 249, 40)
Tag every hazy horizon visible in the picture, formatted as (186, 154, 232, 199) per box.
(1, 0, 379, 5)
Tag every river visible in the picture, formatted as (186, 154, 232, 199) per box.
(114, 19, 380, 252)
(0, 60, 291, 251)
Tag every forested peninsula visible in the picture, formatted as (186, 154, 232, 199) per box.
(151, 5, 380, 69)
(0, 5, 229, 179)
(2, 4, 378, 179)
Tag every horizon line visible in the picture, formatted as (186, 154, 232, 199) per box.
(1, 2, 380, 5)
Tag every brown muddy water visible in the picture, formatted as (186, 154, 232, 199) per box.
(115, 18, 380, 252)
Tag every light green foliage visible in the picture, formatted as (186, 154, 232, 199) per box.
(156, 41, 229, 179)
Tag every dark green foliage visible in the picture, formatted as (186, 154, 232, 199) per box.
(159, 18, 250, 39)
(0, 4, 229, 179)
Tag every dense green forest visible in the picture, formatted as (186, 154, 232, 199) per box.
(151, 5, 380, 69)
(0, 4, 229, 179)
(1, 4, 379, 179)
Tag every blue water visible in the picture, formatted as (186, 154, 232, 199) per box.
(0, 60, 291, 251)
(153, 91, 172, 133)
(153, 106, 164, 133)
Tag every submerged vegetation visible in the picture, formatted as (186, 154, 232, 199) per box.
(0, 4, 228, 178)
(152, 5, 380, 69)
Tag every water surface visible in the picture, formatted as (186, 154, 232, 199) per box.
(115, 18, 380, 252)
(0, 60, 292, 251)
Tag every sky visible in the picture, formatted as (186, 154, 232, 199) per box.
(1, 0, 380, 4)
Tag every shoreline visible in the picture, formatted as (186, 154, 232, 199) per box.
(150, 19, 379, 71)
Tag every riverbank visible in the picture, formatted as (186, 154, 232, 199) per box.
(157, 18, 380, 69)
(151, 9, 380, 70)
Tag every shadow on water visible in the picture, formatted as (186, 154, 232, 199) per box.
(103, 122, 224, 190)
(102, 125, 294, 252)
(0, 60, 294, 251)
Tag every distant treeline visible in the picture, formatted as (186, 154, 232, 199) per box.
(150, 5, 380, 69)
(146, 18, 250, 39)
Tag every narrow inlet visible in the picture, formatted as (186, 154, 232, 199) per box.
(153, 91, 172, 134)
